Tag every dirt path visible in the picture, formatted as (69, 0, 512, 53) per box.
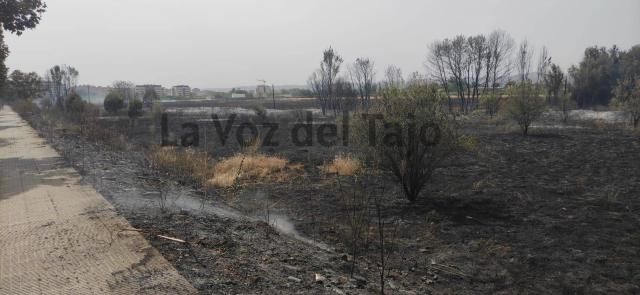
(0, 107, 196, 294)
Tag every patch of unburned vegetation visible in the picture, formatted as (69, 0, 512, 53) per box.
(148, 147, 214, 185)
(208, 153, 297, 188)
(322, 154, 360, 176)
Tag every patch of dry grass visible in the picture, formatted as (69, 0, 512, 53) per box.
(148, 147, 214, 185)
(208, 153, 292, 188)
(147, 149, 299, 189)
(322, 154, 360, 176)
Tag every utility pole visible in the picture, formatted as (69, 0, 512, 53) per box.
(258, 79, 276, 108)
(272, 84, 276, 109)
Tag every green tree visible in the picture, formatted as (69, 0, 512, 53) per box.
(611, 46, 640, 128)
(111, 80, 135, 104)
(569, 46, 619, 107)
(620, 46, 640, 79)
(128, 98, 143, 122)
(0, 0, 47, 96)
(506, 81, 546, 136)
(613, 77, 640, 128)
(8, 70, 42, 100)
(103, 92, 124, 114)
(544, 64, 564, 106)
(64, 92, 85, 122)
(0, 0, 47, 35)
(628, 81, 640, 128)
(0, 31, 9, 96)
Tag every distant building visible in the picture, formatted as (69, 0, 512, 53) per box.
(135, 85, 164, 99)
(231, 93, 247, 99)
(172, 85, 191, 98)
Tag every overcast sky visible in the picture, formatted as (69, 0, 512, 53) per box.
(4, 0, 639, 88)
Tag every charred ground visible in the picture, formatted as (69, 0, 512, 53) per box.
(23, 98, 640, 294)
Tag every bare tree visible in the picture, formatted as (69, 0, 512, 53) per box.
(484, 30, 515, 92)
(349, 58, 376, 110)
(46, 65, 63, 109)
(445, 36, 469, 112)
(309, 47, 344, 116)
(308, 69, 326, 113)
(468, 35, 487, 109)
(536, 46, 552, 85)
(334, 77, 358, 112)
(517, 40, 534, 83)
(321, 47, 344, 115)
(428, 36, 470, 113)
(428, 30, 515, 114)
(61, 65, 79, 98)
(45, 65, 79, 110)
(383, 65, 404, 89)
(427, 41, 453, 109)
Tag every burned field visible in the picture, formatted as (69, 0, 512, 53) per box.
(25, 99, 640, 294)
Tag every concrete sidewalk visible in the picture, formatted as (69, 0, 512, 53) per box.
(0, 107, 196, 294)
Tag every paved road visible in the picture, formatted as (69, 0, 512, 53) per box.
(0, 107, 196, 294)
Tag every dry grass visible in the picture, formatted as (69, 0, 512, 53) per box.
(322, 154, 360, 176)
(208, 153, 291, 188)
(148, 147, 214, 185)
(147, 149, 298, 189)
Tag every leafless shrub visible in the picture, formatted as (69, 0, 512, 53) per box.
(371, 188, 399, 295)
(482, 93, 503, 118)
(352, 81, 464, 203)
(337, 177, 373, 276)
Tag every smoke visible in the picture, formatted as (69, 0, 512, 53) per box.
(122, 188, 332, 251)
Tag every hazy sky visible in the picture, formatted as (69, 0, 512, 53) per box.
(5, 0, 640, 88)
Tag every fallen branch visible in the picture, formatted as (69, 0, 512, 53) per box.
(157, 235, 186, 243)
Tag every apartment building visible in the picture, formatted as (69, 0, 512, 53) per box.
(171, 85, 191, 98)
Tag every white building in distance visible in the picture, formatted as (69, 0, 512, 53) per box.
(171, 85, 191, 98)
(135, 85, 164, 98)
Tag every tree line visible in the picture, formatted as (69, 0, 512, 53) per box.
(0, 0, 47, 98)
(307, 31, 640, 128)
